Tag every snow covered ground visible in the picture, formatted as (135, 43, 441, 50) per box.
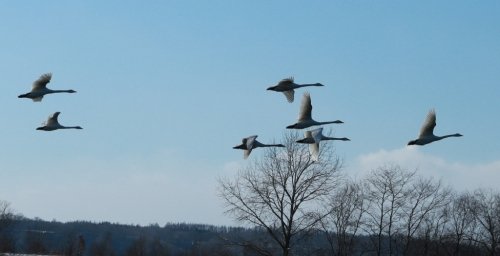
(0, 254, 59, 256)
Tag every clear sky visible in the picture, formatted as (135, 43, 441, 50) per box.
(1, 1, 499, 226)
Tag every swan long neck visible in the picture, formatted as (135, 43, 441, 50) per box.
(61, 126, 82, 129)
(323, 136, 349, 141)
(255, 141, 284, 148)
(296, 83, 323, 88)
(438, 133, 462, 140)
(319, 120, 343, 125)
(49, 89, 75, 94)
(263, 144, 284, 147)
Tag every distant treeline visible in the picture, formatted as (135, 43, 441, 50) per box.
(0, 217, 258, 255)
(0, 214, 494, 256)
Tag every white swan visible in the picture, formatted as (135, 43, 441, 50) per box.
(36, 112, 83, 131)
(267, 77, 324, 103)
(286, 92, 343, 129)
(296, 127, 350, 161)
(18, 73, 76, 102)
(407, 109, 462, 146)
(233, 135, 285, 159)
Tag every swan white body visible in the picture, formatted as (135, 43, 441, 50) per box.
(296, 127, 350, 161)
(407, 109, 462, 146)
(233, 135, 285, 159)
(286, 92, 343, 129)
(36, 112, 82, 131)
(267, 77, 324, 103)
(18, 73, 76, 102)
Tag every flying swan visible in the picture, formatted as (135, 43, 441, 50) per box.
(233, 135, 284, 159)
(36, 112, 83, 131)
(407, 109, 462, 146)
(296, 127, 350, 161)
(286, 92, 343, 129)
(18, 73, 76, 102)
(267, 77, 324, 103)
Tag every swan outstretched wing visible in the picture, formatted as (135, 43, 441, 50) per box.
(46, 112, 61, 126)
(310, 127, 323, 143)
(309, 143, 319, 161)
(242, 135, 258, 159)
(298, 92, 312, 122)
(283, 90, 294, 103)
(278, 77, 294, 86)
(419, 109, 436, 138)
(32, 73, 52, 90)
(304, 130, 313, 139)
(243, 149, 252, 159)
(50, 112, 61, 120)
(32, 96, 43, 102)
(245, 135, 258, 150)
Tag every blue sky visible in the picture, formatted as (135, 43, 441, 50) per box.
(1, 1, 499, 226)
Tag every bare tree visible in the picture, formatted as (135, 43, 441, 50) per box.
(320, 179, 365, 256)
(0, 201, 13, 230)
(417, 206, 450, 256)
(442, 192, 477, 256)
(362, 165, 416, 256)
(0, 200, 15, 253)
(219, 132, 341, 256)
(399, 176, 451, 255)
(468, 189, 500, 256)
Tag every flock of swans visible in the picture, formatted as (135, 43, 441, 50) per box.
(234, 77, 463, 160)
(234, 77, 349, 161)
(17, 73, 462, 157)
(18, 73, 82, 131)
